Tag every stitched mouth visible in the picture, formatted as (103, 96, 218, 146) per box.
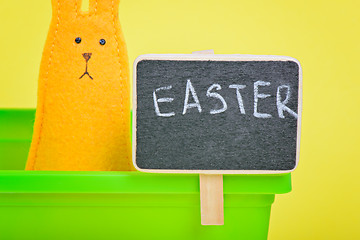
(79, 69, 93, 80)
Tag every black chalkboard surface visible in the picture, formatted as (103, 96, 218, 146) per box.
(133, 54, 302, 173)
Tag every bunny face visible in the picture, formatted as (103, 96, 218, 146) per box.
(26, 0, 133, 171)
(47, 0, 127, 83)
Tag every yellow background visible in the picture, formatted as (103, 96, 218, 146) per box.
(0, 0, 359, 239)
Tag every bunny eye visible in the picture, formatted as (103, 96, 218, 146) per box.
(99, 39, 106, 45)
(75, 37, 81, 44)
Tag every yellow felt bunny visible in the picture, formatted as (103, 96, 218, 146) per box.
(26, 0, 135, 171)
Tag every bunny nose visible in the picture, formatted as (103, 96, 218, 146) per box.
(82, 53, 92, 62)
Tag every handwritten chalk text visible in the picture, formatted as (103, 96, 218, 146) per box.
(153, 79, 298, 119)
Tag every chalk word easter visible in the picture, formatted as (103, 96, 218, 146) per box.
(153, 79, 297, 119)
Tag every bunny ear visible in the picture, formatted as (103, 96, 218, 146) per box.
(91, 0, 120, 17)
(51, 0, 81, 19)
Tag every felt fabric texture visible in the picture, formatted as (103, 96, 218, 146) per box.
(26, 0, 135, 171)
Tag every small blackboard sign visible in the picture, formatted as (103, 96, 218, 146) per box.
(133, 54, 302, 174)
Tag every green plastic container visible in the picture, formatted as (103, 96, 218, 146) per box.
(0, 109, 291, 240)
